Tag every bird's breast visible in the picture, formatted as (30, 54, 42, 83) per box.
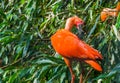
(51, 29, 78, 57)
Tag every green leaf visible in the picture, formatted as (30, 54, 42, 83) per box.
(112, 25, 120, 41)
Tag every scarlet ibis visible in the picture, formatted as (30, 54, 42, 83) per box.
(51, 16, 103, 83)
(101, 2, 120, 21)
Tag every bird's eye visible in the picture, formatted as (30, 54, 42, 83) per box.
(80, 20, 83, 23)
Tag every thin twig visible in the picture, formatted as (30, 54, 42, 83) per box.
(0, 58, 22, 69)
(83, 68, 93, 83)
(0, 54, 44, 69)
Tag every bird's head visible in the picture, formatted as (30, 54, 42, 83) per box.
(73, 16, 84, 29)
(73, 16, 85, 36)
(65, 16, 84, 31)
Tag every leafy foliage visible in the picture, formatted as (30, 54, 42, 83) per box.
(0, 0, 120, 83)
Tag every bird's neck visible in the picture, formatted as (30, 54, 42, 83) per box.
(65, 18, 74, 31)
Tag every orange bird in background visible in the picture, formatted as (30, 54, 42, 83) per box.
(101, 2, 120, 21)
(51, 16, 103, 83)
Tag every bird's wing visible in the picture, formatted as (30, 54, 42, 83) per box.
(61, 35, 102, 60)
(78, 40, 103, 60)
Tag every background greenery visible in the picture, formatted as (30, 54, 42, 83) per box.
(0, 0, 120, 83)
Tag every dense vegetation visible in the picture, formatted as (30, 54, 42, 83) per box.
(0, 0, 120, 83)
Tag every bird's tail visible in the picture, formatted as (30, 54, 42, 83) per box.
(116, 2, 120, 11)
(84, 60, 102, 72)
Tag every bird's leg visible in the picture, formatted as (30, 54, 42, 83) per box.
(69, 65, 75, 83)
(79, 72, 83, 83)
(63, 58, 75, 83)
(79, 62, 84, 83)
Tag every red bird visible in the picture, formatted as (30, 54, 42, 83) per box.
(51, 16, 103, 83)
(101, 2, 120, 21)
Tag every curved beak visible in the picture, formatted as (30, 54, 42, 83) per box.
(77, 24, 84, 35)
